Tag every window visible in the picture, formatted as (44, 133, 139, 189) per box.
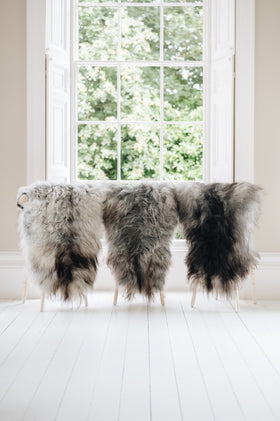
(42, 0, 239, 185)
(73, 0, 206, 182)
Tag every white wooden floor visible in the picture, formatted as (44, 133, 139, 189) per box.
(0, 293, 280, 421)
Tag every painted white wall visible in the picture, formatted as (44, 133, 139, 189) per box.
(0, 0, 27, 251)
(234, 0, 255, 183)
(254, 0, 280, 252)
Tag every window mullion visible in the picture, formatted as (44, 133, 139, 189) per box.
(77, 120, 204, 125)
(77, 2, 204, 7)
(74, 60, 204, 67)
(75, 3, 79, 60)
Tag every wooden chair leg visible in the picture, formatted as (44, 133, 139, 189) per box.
(40, 292, 45, 312)
(251, 269, 257, 304)
(83, 295, 88, 307)
(160, 291, 165, 306)
(191, 286, 197, 308)
(215, 290, 218, 300)
(113, 288, 119, 306)
(235, 287, 240, 313)
(22, 276, 28, 304)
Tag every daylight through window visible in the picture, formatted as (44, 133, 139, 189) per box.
(74, 0, 205, 181)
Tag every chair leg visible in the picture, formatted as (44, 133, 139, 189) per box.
(235, 287, 240, 313)
(113, 288, 119, 306)
(40, 292, 45, 312)
(22, 276, 28, 304)
(251, 269, 257, 304)
(215, 290, 219, 300)
(83, 295, 88, 307)
(160, 291, 165, 306)
(191, 286, 197, 308)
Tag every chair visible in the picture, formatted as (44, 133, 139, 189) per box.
(113, 286, 165, 306)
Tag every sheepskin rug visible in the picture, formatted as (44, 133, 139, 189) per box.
(176, 182, 262, 296)
(103, 182, 178, 299)
(17, 182, 104, 301)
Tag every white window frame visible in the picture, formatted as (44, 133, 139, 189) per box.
(71, 0, 207, 183)
(26, 0, 255, 185)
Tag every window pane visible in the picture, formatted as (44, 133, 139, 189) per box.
(79, 7, 118, 60)
(78, 0, 116, 4)
(164, 6, 203, 61)
(166, 0, 202, 3)
(78, 124, 117, 180)
(163, 124, 203, 180)
(121, 67, 160, 121)
(164, 67, 203, 121)
(121, 125, 160, 180)
(121, 7, 160, 60)
(78, 66, 117, 121)
(123, 0, 155, 3)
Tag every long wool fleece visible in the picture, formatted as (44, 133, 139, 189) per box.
(17, 182, 104, 300)
(176, 182, 262, 296)
(103, 182, 179, 299)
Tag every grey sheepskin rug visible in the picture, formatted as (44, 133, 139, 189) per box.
(17, 182, 104, 301)
(176, 182, 262, 296)
(103, 182, 178, 300)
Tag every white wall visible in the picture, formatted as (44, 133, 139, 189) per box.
(0, 0, 27, 252)
(254, 0, 280, 252)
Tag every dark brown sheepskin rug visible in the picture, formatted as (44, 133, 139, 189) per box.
(103, 182, 178, 300)
(176, 182, 262, 296)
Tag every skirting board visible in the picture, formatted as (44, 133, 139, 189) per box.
(0, 246, 280, 300)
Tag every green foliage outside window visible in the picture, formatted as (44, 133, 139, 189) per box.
(77, 5, 203, 181)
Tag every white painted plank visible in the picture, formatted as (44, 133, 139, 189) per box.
(0, 302, 40, 364)
(0, 309, 75, 421)
(55, 293, 114, 421)
(0, 309, 56, 401)
(0, 303, 24, 336)
(236, 302, 280, 376)
(198, 297, 275, 421)
(180, 295, 245, 421)
(164, 294, 214, 421)
(118, 303, 150, 421)
(87, 299, 130, 420)
(148, 301, 182, 421)
(219, 301, 280, 419)
(0, 301, 15, 310)
(22, 309, 94, 421)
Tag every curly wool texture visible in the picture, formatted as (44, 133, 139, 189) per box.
(17, 182, 104, 301)
(103, 182, 179, 299)
(176, 182, 262, 296)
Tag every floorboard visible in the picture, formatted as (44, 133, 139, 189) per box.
(164, 295, 214, 421)
(149, 300, 182, 421)
(118, 303, 150, 421)
(0, 293, 280, 421)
